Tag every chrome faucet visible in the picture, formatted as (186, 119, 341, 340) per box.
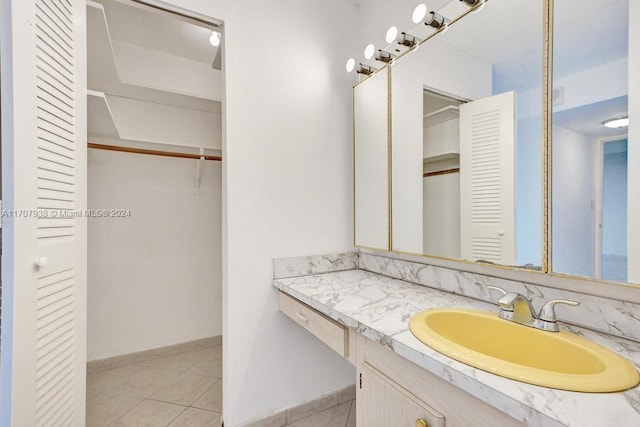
(487, 285, 579, 332)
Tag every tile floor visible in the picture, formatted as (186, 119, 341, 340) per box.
(87, 342, 355, 427)
(286, 400, 356, 427)
(86, 344, 222, 426)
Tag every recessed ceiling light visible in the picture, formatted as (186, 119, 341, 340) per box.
(603, 117, 629, 128)
(209, 31, 221, 47)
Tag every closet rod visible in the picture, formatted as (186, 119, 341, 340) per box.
(423, 168, 460, 178)
(88, 142, 223, 162)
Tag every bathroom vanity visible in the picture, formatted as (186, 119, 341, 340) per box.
(273, 254, 640, 426)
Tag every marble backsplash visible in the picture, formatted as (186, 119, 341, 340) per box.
(359, 252, 640, 343)
(273, 252, 359, 279)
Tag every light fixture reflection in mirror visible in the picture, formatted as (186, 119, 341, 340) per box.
(603, 117, 629, 129)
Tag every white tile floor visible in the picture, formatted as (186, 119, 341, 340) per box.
(286, 400, 356, 427)
(87, 342, 355, 427)
(86, 344, 222, 426)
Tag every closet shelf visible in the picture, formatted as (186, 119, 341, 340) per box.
(424, 105, 460, 127)
(423, 152, 459, 164)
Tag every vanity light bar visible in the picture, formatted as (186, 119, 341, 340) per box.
(346, 0, 486, 74)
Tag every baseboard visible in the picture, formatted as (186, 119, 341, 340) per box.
(238, 384, 356, 427)
(87, 335, 222, 374)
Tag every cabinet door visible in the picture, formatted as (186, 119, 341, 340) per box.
(361, 364, 445, 427)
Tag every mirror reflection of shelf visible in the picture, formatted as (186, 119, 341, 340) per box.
(423, 152, 459, 164)
(423, 105, 460, 127)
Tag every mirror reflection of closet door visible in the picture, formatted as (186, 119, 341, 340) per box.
(354, 68, 389, 250)
(460, 91, 516, 265)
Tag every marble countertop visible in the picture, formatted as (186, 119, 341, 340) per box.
(273, 269, 640, 427)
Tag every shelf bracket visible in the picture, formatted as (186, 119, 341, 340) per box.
(195, 147, 205, 189)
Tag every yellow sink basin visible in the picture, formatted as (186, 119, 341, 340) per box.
(409, 309, 640, 392)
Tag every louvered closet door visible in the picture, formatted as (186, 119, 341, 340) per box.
(459, 91, 516, 265)
(0, 0, 87, 426)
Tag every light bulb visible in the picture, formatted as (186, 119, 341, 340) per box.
(603, 117, 629, 128)
(346, 58, 356, 73)
(412, 4, 427, 24)
(364, 44, 376, 60)
(385, 26, 398, 44)
(209, 31, 221, 47)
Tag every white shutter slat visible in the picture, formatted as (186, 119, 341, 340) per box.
(460, 91, 516, 265)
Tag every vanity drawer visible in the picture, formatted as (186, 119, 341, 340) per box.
(279, 292, 348, 357)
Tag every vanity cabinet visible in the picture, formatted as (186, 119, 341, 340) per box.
(356, 335, 524, 427)
(360, 363, 445, 427)
(279, 292, 524, 426)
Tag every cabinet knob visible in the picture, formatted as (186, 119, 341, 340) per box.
(498, 229, 505, 236)
(415, 419, 428, 427)
(34, 257, 49, 269)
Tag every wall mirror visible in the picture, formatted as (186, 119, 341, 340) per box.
(551, 0, 639, 285)
(354, 67, 390, 250)
(390, 0, 544, 270)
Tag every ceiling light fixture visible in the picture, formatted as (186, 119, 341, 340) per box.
(603, 117, 629, 129)
(364, 44, 376, 60)
(346, 58, 356, 73)
(209, 30, 221, 47)
(385, 26, 399, 44)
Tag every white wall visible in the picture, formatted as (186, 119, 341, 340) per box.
(552, 126, 595, 277)
(159, 1, 360, 425)
(87, 149, 221, 360)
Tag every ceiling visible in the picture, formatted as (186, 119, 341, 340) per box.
(96, 0, 221, 67)
(553, 96, 628, 139)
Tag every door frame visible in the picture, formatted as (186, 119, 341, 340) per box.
(593, 133, 628, 279)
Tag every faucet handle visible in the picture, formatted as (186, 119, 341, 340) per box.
(486, 285, 508, 297)
(538, 299, 580, 322)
